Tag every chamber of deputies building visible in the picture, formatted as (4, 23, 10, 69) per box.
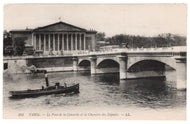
(10, 21, 97, 55)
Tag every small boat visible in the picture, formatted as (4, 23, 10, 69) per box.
(9, 83, 79, 98)
(9, 71, 79, 98)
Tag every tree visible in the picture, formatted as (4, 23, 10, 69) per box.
(3, 30, 12, 49)
(14, 37, 26, 56)
(105, 33, 186, 48)
(96, 32, 105, 41)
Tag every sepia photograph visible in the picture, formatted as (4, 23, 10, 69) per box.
(2, 3, 187, 120)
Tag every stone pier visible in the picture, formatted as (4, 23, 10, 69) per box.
(118, 54, 128, 80)
(175, 58, 186, 89)
(90, 56, 97, 75)
(73, 57, 78, 72)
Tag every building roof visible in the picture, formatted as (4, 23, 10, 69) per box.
(33, 21, 87, 32)
(10, 29, 33, 33)
(10, 21, 97, 34)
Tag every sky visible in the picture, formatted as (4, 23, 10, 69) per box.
(3, 4, 187, 37)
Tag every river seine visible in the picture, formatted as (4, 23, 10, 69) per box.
(3, 71, 186, 119)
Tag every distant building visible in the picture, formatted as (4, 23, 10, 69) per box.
(96, 40, 110, 50)
(10, 21, 97, 55)
(96, 40, 107, 45)
(99, 44, 120, 50)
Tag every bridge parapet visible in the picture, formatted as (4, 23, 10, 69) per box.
(73, 46, 186, 57)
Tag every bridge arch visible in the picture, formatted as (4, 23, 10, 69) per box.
(126, 58, 177, 79)
(127, 57, 176, 71)
(96, 59, 120, 74)
(127, 59, 175, 73)
(78, 59, 91, 66)
(78, 59, 91, 71)
(97, 59, 119, 68)
(78, 58, 90, 65)
(96, 58, 119, 67)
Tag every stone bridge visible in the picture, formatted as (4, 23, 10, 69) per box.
(73, 47, 186, 89)
(3, 47, 186, 89)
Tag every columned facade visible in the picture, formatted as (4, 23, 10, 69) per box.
(10, 21, 97, 55)
(33, 32, 93, 54)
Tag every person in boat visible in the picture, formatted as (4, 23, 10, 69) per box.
(55, 82, 60, 89)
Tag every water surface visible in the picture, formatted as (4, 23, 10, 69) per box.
(3, 71, 186, 119)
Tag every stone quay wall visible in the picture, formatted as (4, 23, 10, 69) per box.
(3, 56, 74, 74)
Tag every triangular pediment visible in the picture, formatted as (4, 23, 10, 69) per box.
(34, 21, 86, 32)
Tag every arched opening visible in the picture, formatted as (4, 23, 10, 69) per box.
(98, 59, 119, 68)
(97, 59, 119, 74)
(127, 60, 175, 79)
(129, 60, 167, 72)
(78, 60, 90, 71)
(79, 60, 90, 66)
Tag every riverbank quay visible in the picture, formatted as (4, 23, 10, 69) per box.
(3, 54, 77, 74)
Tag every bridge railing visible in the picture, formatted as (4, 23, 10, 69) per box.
(73, 46, 186, 56)
(4, 46, 186, 59)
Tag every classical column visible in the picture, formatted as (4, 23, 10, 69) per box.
(84, 34, 86, 50)
(52, 34, 54, 51)
(48, 34, 50, 51)
(90, 56, 97, 74)
(79, 34, 82, 50)
(39, 34, 41, 50)
(62, 33, 64, 51)
(58, 33, 60, 51)
(71, 33, 73, 51)
(175, 58, 186, 89)
(118, 53, 128, 79)
(33, 34, 36, 50)
(44, 34, 46, 51)
(55, 33, 57, 51)
(73, 57, 78, 72)
(75, 33, 77, 51)
(67, 33, 69, 51)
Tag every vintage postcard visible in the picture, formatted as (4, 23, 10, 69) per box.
(2, 3, 187, 120)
